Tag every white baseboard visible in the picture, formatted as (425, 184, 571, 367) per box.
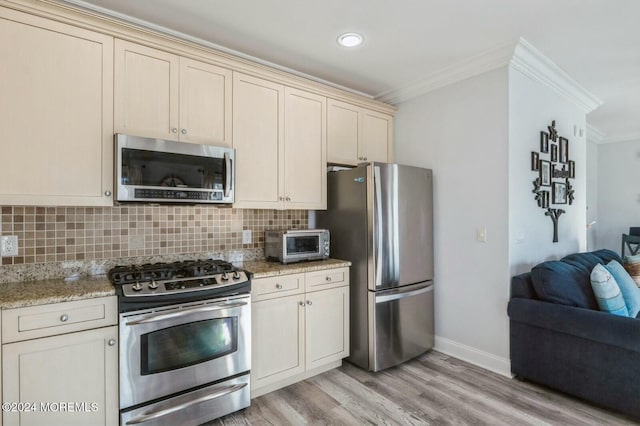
(434, 336, 512, 378)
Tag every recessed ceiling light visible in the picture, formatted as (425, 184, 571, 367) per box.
(337, 32, 363, 48)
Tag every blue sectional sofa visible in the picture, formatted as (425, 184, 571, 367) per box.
(507, 249, 640, 419)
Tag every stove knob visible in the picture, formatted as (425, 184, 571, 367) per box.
(221, 272, 229, 281)
(148, 280, 158, 290)
(233, 271, 241, 280)
(132, 282, 143, 291)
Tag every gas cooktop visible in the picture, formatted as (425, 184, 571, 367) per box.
(108, 259, 249, 300)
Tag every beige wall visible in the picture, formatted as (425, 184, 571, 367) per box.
(0, 206, 307, 265)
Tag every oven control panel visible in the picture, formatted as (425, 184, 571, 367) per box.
(121, 272, 248, 297)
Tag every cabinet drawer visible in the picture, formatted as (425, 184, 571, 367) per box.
(306, 267, 349, 292)
(252, 274, 304, 301)
(2, 296, 118, 343)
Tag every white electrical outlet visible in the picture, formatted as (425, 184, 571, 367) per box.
(1, 235, 19, 257)
(242, 230, 252, 244)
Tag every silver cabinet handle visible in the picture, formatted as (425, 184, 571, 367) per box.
(358, 156, 362, 160)
(60, 314, 68, 322)
(306, 300, 312, 305)
(171, 128, 178, 133)
(363, 157, 368, 161)
(275, 283, 283, 289)
(104, 190, 112, 197)
(125, 383, 247, 425)
(299, 301, 305, 307)
(279, 196, 284, 201)
(325, 276, 332, 281)
(108, 339, 116, 346)
(181, 129, 187, 135)
(285, 196, 291, 201)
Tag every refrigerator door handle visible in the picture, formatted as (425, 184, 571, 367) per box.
(375, 284, 433, 304)
(374, 165, 383, 288)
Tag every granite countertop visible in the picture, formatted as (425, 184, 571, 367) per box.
(0, 276, 115, 310)
(240, 258, 351, 279)
(0, 258, 351, 310)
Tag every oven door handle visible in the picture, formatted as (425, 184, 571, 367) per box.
(125, 301, 248, 326)
(125, 382, 247, 425)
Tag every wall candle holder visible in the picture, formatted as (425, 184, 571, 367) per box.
(531, 120, 574, 243)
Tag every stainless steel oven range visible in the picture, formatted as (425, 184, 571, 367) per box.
(108, 260, 251, 426)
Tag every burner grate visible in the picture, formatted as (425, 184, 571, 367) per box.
(108, 259, 236, 285)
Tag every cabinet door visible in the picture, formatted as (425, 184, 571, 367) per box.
(283, 88, 327, 209)
(361, 109, 392, 163)
(305, 286, 349, 371)
(2, 326, 118, 426)
(232, 73, 284, 208)
(251, 294, 305, 391)
(179, 58, 232, 146)
(0, 9, 113, 206)
(327, 99, 360, 165)
(115, 39, 179, 140)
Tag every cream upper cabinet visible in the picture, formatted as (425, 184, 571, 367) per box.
(361, 109, 393, 163)
(232, 72, 284, 209)
(0, 8, 114, 206)
(179, 58, 232, 145)
(327, 99, 393, 165)
(283, 87, 327, 209)
(115, 39, 232, 146)
(233, 74, 326, 209)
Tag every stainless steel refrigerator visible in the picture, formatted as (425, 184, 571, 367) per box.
(316, 162, 434, 372)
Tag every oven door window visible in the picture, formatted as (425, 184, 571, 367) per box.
(140, 317, 237, 375)
(287, 236, 320, 255)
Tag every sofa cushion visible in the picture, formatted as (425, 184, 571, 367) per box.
(531, 260, 598, 309)
(590, 264, 629, 316)
(606, 260, 640, 317)
(592, 248, 623, 265)
(560, 253, 602, 278)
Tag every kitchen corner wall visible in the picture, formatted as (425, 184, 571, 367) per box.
(0, 206, 307, 265)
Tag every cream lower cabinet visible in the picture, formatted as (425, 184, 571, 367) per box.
(115, 39, 232, 146)
(233, 72, 327, 209)
(327, 98, 393, 166)
(1, 297, 118, 426)
(0, 8, 114, 206)
(251, 267, 349, 397)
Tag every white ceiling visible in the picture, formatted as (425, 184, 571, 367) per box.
(67, 0, 640, 142)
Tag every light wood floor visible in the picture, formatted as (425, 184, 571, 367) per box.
(207, 351, 638, 425)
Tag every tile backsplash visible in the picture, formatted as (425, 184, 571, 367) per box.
(0, 206, 307, 265)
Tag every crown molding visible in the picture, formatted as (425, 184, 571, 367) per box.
(510, 38, 602, 113)
(586, 124, 640, 144)
(602, 132, 640, 144)
(58, 0, 374, 100)
(375, 41, 515, 104)
(586, 124, 605, 143)
(377, 38, 603, 114)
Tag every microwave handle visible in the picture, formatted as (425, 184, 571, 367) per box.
(224, 152, 232, 198)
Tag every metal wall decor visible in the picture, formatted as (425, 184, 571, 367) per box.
(530, 120, 575, 242)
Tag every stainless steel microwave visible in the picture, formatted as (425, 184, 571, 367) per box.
(265, 229, 330, 264)
(115, 134, 234, 204)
